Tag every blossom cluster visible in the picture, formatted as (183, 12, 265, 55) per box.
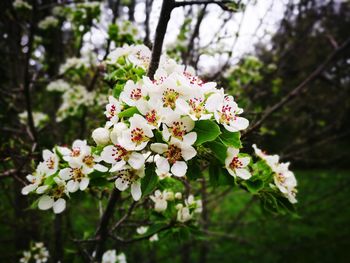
(253, 144, 298, 203)
(20, 242, 49, 263)
(23, 44, 297, 215)
(150, 190, 202, 223)
(19, 111, 49, 129)
(22, 140, 107, 213)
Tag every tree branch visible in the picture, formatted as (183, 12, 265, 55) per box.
(243, 37, 350, 137)
(93, 188, 120, 262)
(175, 0, 234, 11)
(147, 0, 176, 79)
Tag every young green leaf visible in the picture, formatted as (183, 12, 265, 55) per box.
(194, 120, 221, 146)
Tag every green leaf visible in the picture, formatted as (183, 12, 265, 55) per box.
(205, 141, 227, 164)
(194, 120, 221, 146)
(242, 179, 263, 194)
(141, 164, 158, 197)
(219, 127, 242, 148)
(113, 84, 124, 98)
(90, 177, 109, 187)
(187, 159, 201, 180)
(118, 107, 140, 118)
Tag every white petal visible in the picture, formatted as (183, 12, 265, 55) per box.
(67, 180, 79, 193)
(101, 145, 117, 164)
(110, 160, 126, 172)
(131, 181, 142, 201)
(171, 161, 187, 177)
(231, 117, 249, 131)
(128, 152, 145, 170)
(94, 163, 108, 172)
(53, 198, 66, 214)
(42, 149, 52, 160)
(38, 195, 54, 210)
(183, 132, 197, 145)
(36, 185, 49, 194)
(239, 157, 250, 168)
(59, 168, 72, 180)
(235, 168, 251, 180)
(79, 178, 90, 191)
(155, 156, 170, 173)
(150, 143, 168, 154)
(21, 184, 37, 195)
(115, 178, 129, 191)
(181, 146, 197, 161)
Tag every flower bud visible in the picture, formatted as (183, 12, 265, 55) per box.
(92, 127, 110, 145)
(175, 192, 182, 200)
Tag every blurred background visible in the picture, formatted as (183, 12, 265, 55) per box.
(0, 0, 349, 262)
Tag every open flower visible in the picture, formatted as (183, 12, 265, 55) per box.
(113, 165, 145, 201)
(176, 204, 192, 223)
(136, 226, 149, 235)
(101, 144, 145, 172)
(151, 140, 197, 177)
(119, 114, 154, 151)
(176, 96, 213, 121)
(22, 162, 47, 195)
(59, 167, 90, 193)
(38, 177, 68, 214)
(162, 114, 197, 145)
(120, 80, 147, 107)
(42, 149, 59, 176)
(225, 147, 251, 179)
(105, 96, 122, 128)
(150, 190, 168, 212)
(206, 91, 249, 132)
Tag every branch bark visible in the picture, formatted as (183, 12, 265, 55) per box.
(147, 0, 176, 79)
(243, 37, 350, 137)
(93, 189, 120, 262)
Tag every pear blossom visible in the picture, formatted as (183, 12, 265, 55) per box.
(175, 192, 182, 200)
(136, 226, 149, 235)
(162, 114, 197, 145)
(113, 165, 145, 201)
(176, 96, 213, 121)
(20, 242, 49, 263)
(176, 204, 192, 223)
(47, 79, 70, 92)
(38, 177, 68, 214)
(150, 190, 168, 212)
(253, 144, 298, 203)
(42, 149, 59, 176)
(63, 140, 107, 174)
(59, 167, 90, 193)
(38, 16, 59, 30)
(105, 96, 122, 128)
(22, 163, 47, 195)
(225, 147, 251, 180)
(149, 234, 159, 242)
(100, 144, 145, 172)
(118, 114, 154, 151)
(92, 127, 110, 145)
(186, 195, 203, 214)
(119, 80, 147, 107)
(19, 111, 49, 128)
(206, 91, 249, 132)
(136, 99, 165, 129)
(102, 250, 117, 263)
(151, 140, 196, 177)
(13, 0, 32, 10)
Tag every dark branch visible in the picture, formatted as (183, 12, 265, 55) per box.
(243, 37, 350, 137)
(147, 0, 176, 79)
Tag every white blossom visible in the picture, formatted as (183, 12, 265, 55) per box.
(225, 147, 251, 180)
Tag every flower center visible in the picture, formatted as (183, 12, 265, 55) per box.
(162, 88, 179, 109)
(72, 168, 84, 182)
(116, 169, 138, 184)
(145, 109, 159, 126)
(108, 104, 117, 117)
(166, 145, 182, 164)
(71, 148, 81, 157)
(219, 105, 236, 124)
(52, 185, 65, 199)
(229, 157, 242, 169)
(171, 122, 186, 140)
(130, 88, 142, 100)
(189, 98, 204, 118)
(83, 155, 94, 167)
(46, 157, 56, 169)
(276, 173, 286, 184)
(111, 144, 129, 161)
(183, 71, 204, 86)
(131, 128, 148, 145)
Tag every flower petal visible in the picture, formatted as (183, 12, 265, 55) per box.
(235, 168, 251, 180)
(79, 178, 90, 191)
(128, 152, 145, 170)
(38, 195, 54, 210)
(53, 198, 66, 214)
(131, 181, 142, 201)
(171, 161, 187, 177)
